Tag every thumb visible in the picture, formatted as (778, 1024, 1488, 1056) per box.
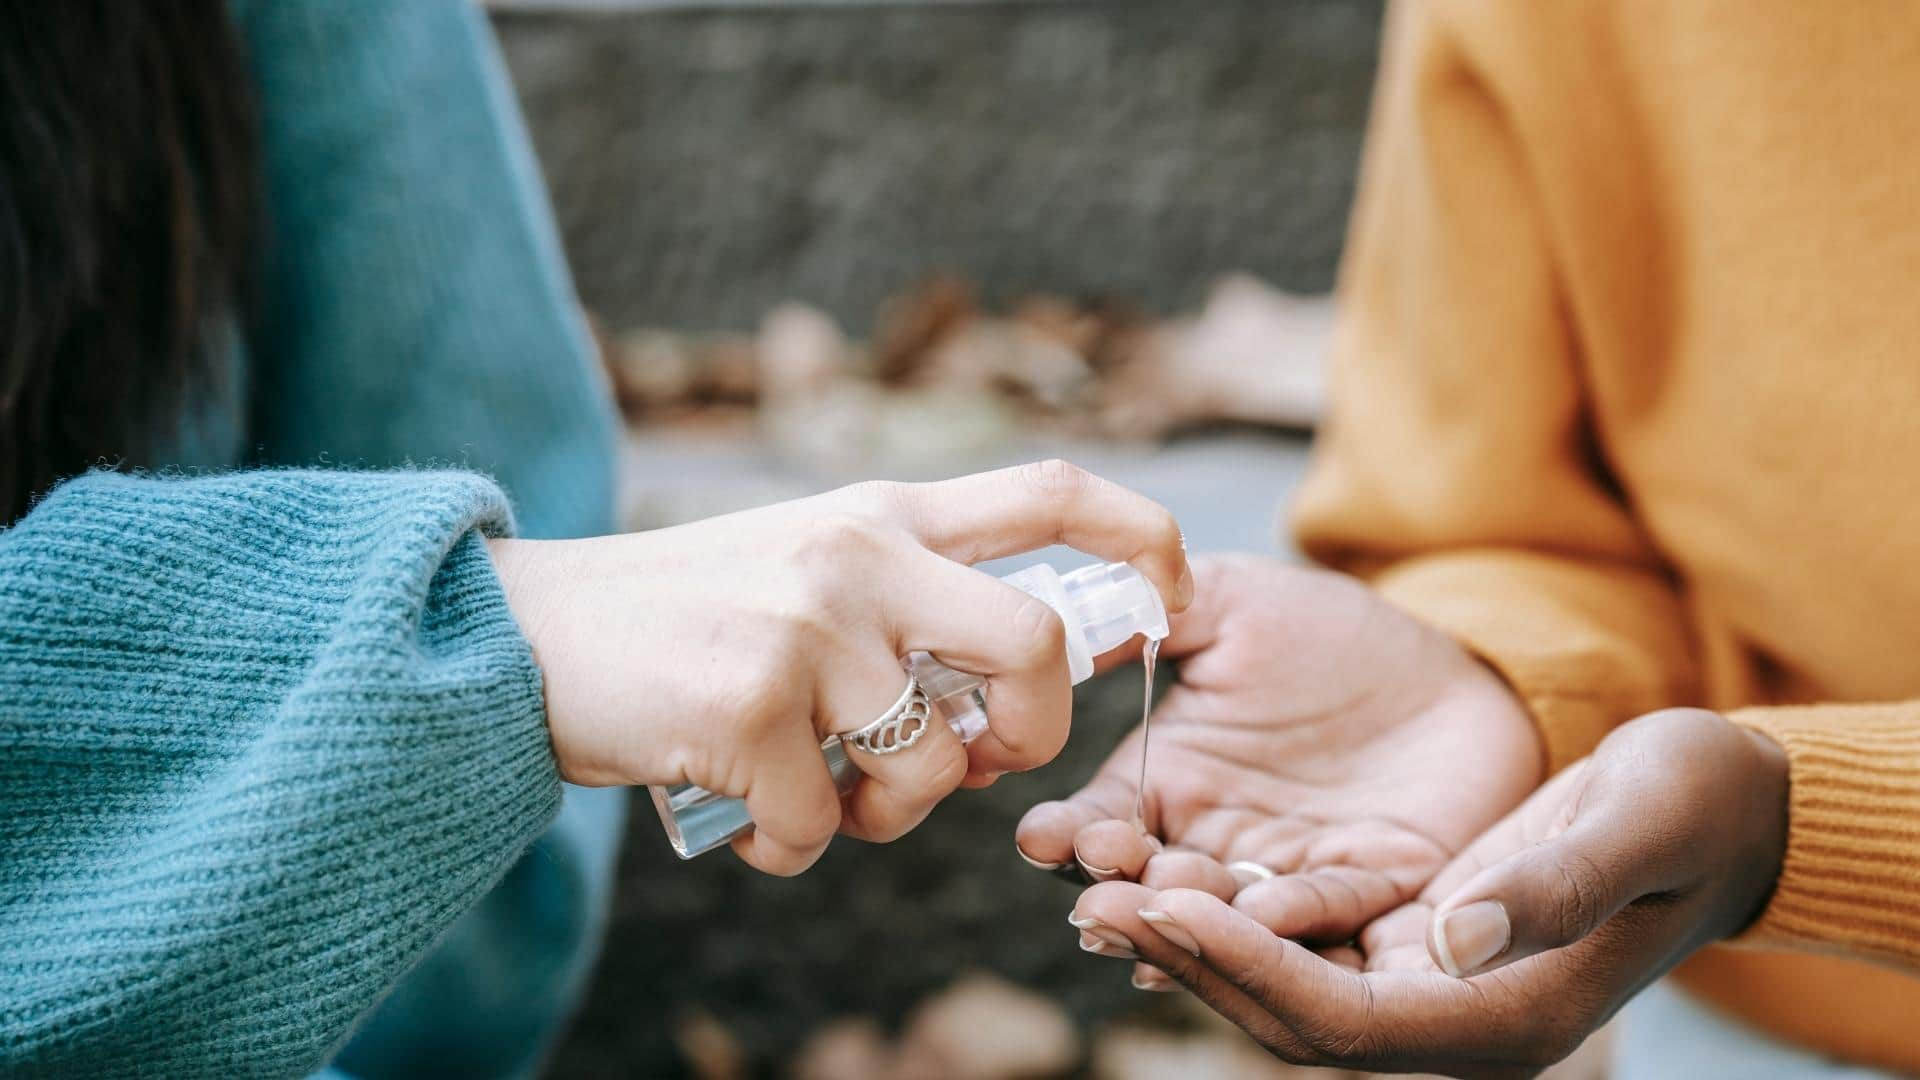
(1426, 812, 1672, 978)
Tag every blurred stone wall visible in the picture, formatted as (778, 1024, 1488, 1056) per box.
(494, 0, 1383, 332)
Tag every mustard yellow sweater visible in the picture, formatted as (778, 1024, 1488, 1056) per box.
(1294, 1, 1920, 1070)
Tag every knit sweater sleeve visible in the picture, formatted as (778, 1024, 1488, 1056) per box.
(0, 470, 559, 1076)
(235, 0, 620, 542)
(1720, 705, 1920, 972)
(1290, 0, 1698, 774)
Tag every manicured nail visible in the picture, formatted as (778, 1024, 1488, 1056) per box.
(1176, 562, 1195, 608)
(1131, 966, 1177, 992)
(1070, 912, 1139, 955)
(1433, 900, 1510, 978)
(1017, 844, 1064, 872)
(1079, 932, 1140, 960)
(1227, 861, 1274, 888)
(1137, 910, 1200, 956)
(1073, 839, 1124, 881)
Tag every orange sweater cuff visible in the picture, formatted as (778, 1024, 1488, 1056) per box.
(1726, 705, 1920, 970)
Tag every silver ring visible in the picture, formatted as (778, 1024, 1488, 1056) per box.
(843, 670, 932, 755)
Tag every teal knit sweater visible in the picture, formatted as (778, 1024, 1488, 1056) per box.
(1, 2, 623, 1076)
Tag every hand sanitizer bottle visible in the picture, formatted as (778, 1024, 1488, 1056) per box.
(650, 559, 1171, 858)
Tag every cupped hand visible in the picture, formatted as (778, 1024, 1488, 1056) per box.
(1066, 708, 1789, 1077)
(488, 460, 1191, 876)
(1019, 554, 1541, 967)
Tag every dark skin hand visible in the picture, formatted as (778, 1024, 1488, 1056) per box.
(1018, 554, 1542, 989)
(1066, 708, 1790, 1077)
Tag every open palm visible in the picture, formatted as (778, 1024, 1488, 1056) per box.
(1017, 554, 1541, 963)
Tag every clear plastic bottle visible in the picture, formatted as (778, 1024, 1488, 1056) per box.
(650, 560, 1171, 858)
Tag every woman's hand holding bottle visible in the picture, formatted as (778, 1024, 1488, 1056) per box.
(486, 461, 1192, 875)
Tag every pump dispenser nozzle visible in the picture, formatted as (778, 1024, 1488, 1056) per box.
(650, 559, 1170, 858)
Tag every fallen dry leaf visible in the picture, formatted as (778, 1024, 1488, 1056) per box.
(895, 970, 1080, 1080)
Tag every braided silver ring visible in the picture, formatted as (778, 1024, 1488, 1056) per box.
(843, 670, 932, 755)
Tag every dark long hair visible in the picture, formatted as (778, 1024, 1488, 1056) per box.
(0, 2, 260, 525)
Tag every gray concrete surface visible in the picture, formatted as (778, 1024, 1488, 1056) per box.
(618, 427, 1312, 566)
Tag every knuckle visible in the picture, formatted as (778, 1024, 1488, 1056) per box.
(728, 649, 802, 723)
(1008, 593, 1068, 668)
(930, 741, 971, 793)
(1551, 853, 1611, 941)
(1246, 1018, 1317, 1065)
(1021, 458, 1094, 503)
(1293, 1023, 1360, 1068)
(830, 479, 909, 519)
(781, 515, 902, 606)
(1144, 503, 1183, 554)
(803, 510, 892, 555)
(758, 850, 816, 878)
(787, 507, 890, 557)
(750, 604, 825, 666)
(791, 792, 843, 846)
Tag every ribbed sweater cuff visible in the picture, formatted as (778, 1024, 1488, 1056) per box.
(1728, 704, 1920, 968)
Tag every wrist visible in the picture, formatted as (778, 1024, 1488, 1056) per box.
(1724, 720, 1791, 936)
(1464, 654, 1548, 789)
(485, 536, 549, 676)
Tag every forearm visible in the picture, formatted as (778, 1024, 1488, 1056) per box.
(0, 470, 559, 1074)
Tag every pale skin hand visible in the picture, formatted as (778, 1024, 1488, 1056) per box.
(487, 460, 1192, 877)
(1064, 709, 1789, 1077)
(1018, 554, 1541, 987)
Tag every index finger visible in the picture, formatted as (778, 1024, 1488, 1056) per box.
(1087, 553, 1236, 674)
(893, 460, 1193, 613)
(884, 552, 1074, 776)
(1016, 761, 1142, 868)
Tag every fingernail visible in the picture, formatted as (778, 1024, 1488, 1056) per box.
(1176, 562, 1195, 608)
(1069, 912, 1139, 955)
(1137, 909, 1200, 956)
(1017, 844, 1064, 872)
(1227, 861, 1274, 888)
(1132, 966, 1177, 992)
(1433, 900, 1510, 978)
(1143, 834, 1165, 853)
(1075, 845, 1121, 880)
(1079, 931, 1140, 960)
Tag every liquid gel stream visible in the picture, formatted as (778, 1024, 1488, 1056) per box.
(1133, 637, 1159, 832)
(652, 560, 1171, 858)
